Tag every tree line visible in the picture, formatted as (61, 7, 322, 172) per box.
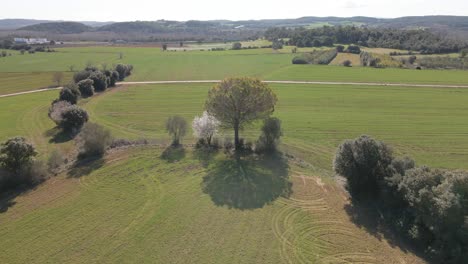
(265, 26, 468, 54)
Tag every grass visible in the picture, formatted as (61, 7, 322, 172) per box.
(0, 146, 424, 263)
(85, 83, 468, 170)
(0, 46, 467, 94)
(0, 72, 72, 95)
(329, 53, 361, 66)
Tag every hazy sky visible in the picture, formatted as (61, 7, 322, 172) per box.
(2, 0, 467, 21)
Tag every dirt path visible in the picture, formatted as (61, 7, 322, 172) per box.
(2, 80, 468, 99)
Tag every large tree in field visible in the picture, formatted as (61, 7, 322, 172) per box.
(205, 77, 277, 150)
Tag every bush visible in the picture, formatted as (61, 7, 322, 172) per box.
(115, 64, 132, 81)
(333, 135, 393, 199)
(166, 116, 187, 146)
(60, 105, 89, 134)
(59, 84, 80, 104)
(343, 60, 352, 67)
(48, 100, 72, 125)
(256, 117, 283, 153)
(73, 70, 91, 83)
(292, 56, 309, 64)
(47, 150, 65, 173)
(88, 71, 107, 92)
(232, 42, 242, 50)
(78, 123, 112, 158)
(346, 45, 361, 54)
(77, 79, 94, 97)
(336, 45, 345, 52)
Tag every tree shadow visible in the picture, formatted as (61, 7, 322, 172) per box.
(193, 147, 218, 168)
(46, 127, 74, 144)
(0, 171, 41, 214)
(202, 152, 292, 210)
(161, 145, 186, 163)
(344, 201, 430, 262)
(67, 156, 105, 178)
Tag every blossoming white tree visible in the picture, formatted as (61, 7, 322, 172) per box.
(192, 111, 220, 146)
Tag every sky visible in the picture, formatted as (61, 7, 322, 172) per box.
(1, 0, 467, 22)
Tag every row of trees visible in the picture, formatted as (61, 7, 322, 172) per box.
(265, 26, 468, 54)
(333, 135, 467, 263)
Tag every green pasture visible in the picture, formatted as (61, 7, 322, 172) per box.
(0, 46, 467, 95)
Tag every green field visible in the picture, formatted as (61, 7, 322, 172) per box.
(1, 46, 467, 95)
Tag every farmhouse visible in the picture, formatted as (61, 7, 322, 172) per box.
(14, 38, 49, 44)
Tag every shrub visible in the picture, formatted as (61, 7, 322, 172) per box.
(73, 70, 91, 83)
(88, 71, 107, 92)
(333, 135, 394, 199)
(192, 111, 219, 147)
(272, 40, 284, 50)
(336, 45, 345, 52)
(77, 79, 94, 97)
(48, 100, 72, 125)
(115, 64, 132, 81)
(59, 83, 80, 104)
(78, 123, 112, 158)
(256, 117, 283, 153)
(232, 42, 242, 50)
(346, 45, 361, 54)
(60, 105, 89, 134)
(343, 60, 352, 67)
(47, 150, 65, 172)
(166, 116, 187, 146)
(292, 56, 309, 64)
(408, 55, 417, 64)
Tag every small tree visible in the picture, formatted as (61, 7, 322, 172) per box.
(59, 84, 81, 104)
(89, 71, 107, 92)
(336, 45, 345, 52)
(77, 79, 94, 97)
(256, 117, 283, 153)
(162, 43, 168, 51)
(272, 40, 284, 50)
(78, 123, 112, 158)
(232, 42, 242, 50)
(48, 100, 72, 125)
(73, 70, 91, 83)
(192, 111, 220, 146)
(0, 137, 37, 175)
(115, 64, 132, 81)
(205, 77, 277, 150)
(333, 135, 394, 199)
(166, 116, 187, 146)
(408, 55, 417, 65)
(69, 65, 75, 72)
(60, 105, 89, 134)
(52, 72, 64, 87)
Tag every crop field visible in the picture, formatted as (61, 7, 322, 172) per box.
(1, 46, 468, 95)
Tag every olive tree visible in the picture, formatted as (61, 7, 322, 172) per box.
(205, 77, 277, 150)
(89, 71, 107, 92)
(166, 116, 187, 146)
(0, 137, 37, 175)
(59, 83, 81, 104)
(48, 100, 72, 125)
(192, 111, 219, 146)
(333, 135, 394, 199)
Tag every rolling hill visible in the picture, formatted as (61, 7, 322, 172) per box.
(17, 22, 92, 34)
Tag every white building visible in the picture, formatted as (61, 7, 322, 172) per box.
(14, 38, 49, 45)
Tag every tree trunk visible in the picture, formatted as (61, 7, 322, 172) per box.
(234, 122, 240, 150)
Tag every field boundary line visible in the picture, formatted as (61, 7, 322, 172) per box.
(2, 80, 468, 99)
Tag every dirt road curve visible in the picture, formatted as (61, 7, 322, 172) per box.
(2, 80, 468, 99)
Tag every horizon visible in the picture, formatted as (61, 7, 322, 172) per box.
(1, 0, 468, 22)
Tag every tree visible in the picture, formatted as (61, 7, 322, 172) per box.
(78, 123, 112, 158)
(89, 71, 107, 92)
(59, 84, 81, 104)
(60, 105, 89, 134)
(162, 43, 168, 51)
(48, 100, 72, 125)
(256, 117, 283, 153)
(333, 135, 394, 199)
(68, 65, 75, 72)
(166, 116, 187, 146)
(272, 40, 284, 50)
(346, 45, 361, 54)
(408, 55, 417, 64)
(73, 70, 91, 83)
(52, 72, 64, 87)
(192, 111, 220, 146)
(232, 42, 242, 50)
(336, 45, 345, 52)
(0, 137, 37, 175)
(77, 79, 94, 97)
(205, 77, 277, 150)
(115, 64, 132, 81)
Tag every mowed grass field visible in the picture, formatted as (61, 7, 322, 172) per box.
(1, 82, 466, 263)
(86, 83, 468, 170)
(1, 46, 467, 95)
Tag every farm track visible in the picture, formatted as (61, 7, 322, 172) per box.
(2, 79, 468, 99)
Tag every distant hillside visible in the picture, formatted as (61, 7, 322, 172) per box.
(0, 19, 52, 29)
(18, 22, 92, 34)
